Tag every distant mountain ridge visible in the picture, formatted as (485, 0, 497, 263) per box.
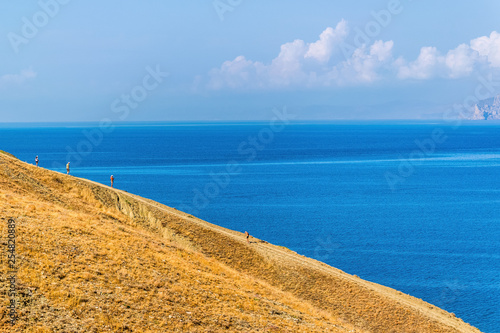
(469, 94, 500, 120)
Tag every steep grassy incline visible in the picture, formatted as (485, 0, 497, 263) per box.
(0, 152, 482, 332)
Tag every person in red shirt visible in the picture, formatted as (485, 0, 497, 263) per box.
(110, 175, 115, 188)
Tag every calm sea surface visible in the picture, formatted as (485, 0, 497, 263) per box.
(1, 122, 499, 332)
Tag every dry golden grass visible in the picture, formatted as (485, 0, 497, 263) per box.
(0, 152, 482, 332)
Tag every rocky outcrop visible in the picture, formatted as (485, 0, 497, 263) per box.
(469, 94, 500, 120)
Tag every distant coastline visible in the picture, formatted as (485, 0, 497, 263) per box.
(2, 119, 500, 129)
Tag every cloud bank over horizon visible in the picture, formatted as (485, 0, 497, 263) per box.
(206, 21, 500, 91)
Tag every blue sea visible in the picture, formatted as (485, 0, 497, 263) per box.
(1, 122, 499, 332)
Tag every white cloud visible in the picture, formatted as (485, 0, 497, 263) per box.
(205, 22, 500, 90)
(397, 47, 442, 80)
(445, 44, 478, 78)
(207, 21, 394, 89)
(397, 32, 500, 80)
(397, 43, 484, 80)
(339, 40, 394, 83)
(1, 69, 37, 85)
(470, 31, 500, 67)
(208, 56, 262, 90)
(268, 39, 308, 86)
(208, 23, 351, 89)
(305, 20, 348, 63)
(370, 40, 394, 62)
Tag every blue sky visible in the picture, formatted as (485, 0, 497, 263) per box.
(1, 0, 500, 122)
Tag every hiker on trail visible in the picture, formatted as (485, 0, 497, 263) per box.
(35, 156, 39, 167)
(245, 231, 250, 243)
(66, 162, 70, 175)
(110, 175, 114, 188)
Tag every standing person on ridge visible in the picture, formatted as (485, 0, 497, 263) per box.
(245, 231, 250, 243)
(35, 156, 39, 167)
(66, 162, 70, 175)
(110, 175, 114, 188)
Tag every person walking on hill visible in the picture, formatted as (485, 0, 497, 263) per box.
(245, 231, 250, 243)
(66, 162, 70, 175)
(110, 175, 114, 188)
(35, 156, 39, 167)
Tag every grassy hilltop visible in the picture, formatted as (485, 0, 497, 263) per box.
(0, 151, 482, 332)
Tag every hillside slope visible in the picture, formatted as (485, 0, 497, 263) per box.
(0, 152, 482, 332)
